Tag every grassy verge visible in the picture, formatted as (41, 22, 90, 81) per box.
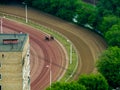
(0, 12, 78, 82)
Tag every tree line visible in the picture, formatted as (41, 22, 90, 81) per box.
(25, 0, 120, 48)
(0, 0, 120, 89)
(1, 0, 120, 47)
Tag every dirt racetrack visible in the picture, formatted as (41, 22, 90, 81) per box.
(0, 5, 107, 90)
(2, 18, 66, 90)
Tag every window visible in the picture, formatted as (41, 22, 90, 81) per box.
(2, 54, 4, 58)
(22, 59, 25, 66)
(28, 76, 30, 84)
(0, 74, 1, 80)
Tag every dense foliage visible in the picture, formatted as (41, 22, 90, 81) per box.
(96, 4, 120, 89)
(46, 74, 108, 90)
(30, 0, 79, 22)
(97, 0, 120, 17)
(97, 47, 120, 89)
(105, 24, 120, 46)
(77, 74, 108, 90)
(75, 2, 97, 28)
(46, 82, 86, 90)
(97, 15, 119, 35)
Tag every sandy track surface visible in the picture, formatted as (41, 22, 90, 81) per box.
(0, 5, 107, 89)
(2, 19, 66, 90)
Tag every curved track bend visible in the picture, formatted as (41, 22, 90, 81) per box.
(2, 19, 66, 90)
(0, 5, 107, 89)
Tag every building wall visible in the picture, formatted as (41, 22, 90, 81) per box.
(0, 35, 30, 90)
(0, 52, 23, 90)
(22, 36, 29, 59)
(22, 36, 30, 90)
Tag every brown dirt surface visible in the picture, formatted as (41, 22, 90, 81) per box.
(0, 5, 107, 89)
(2, 18, 66, 90)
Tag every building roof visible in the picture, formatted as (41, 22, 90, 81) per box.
(0, 34, 28, 52)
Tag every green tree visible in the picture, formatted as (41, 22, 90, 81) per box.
(77, 74, 108, 90)
(87, 8, 99, 30)
(97, 47, 120, 89)
(32, 0, 79, 21)
(97, 15, 119, 35)
(76, 2, 96, 26)
(55, 0, 78, 21)
(32, 0, 51, 12)
(46, 82, 86, 90)
(97, 0, 120, 16)
(105, 24, 120, 47)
